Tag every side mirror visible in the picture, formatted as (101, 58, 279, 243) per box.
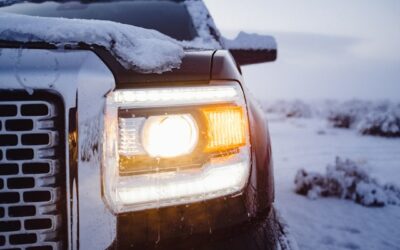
(223, 32, 277, 66)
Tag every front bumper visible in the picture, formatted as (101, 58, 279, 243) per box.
(112, 205, 279, 250)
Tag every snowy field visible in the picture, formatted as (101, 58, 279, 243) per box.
(267, 115, 400, 250)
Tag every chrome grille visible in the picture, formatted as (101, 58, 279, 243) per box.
(0, 96, 65, 250)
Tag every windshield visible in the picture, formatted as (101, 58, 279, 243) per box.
(0, 1, 198, 41)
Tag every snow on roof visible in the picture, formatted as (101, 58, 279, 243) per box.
(0, 13, 184, 73)
(223, 31, 277, 50)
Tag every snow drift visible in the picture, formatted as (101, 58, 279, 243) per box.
(328, 100, 400, 137)
(0, 13, 184, 73)
(264, 99, 400, 137)
(326, 100, 370, 128)
(294, 157, 400, 207)
(264, 100, 312, 118)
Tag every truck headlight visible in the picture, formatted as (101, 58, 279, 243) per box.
(102, 82, 251, 213)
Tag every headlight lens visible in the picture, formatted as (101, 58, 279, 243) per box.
(103, 82, 251, 213)
(141, 114, 199, 158)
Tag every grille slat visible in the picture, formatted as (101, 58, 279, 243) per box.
(0, 97, 65, 250)
(8, 206, 36, 217)
(5, 119, 34, 131)
(0, 105, 17, 117)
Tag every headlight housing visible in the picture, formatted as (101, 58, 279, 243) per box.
(102, 82, 251, 213)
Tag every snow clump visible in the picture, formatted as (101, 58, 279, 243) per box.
(294, 157, 400, 207)
(0, 13, 184, 73)
(356, 102, 400, 137)
(222, 31, 277, 50)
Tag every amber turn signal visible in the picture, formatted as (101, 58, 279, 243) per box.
(201, 106, 247, 152)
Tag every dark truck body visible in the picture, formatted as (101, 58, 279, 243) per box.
(0, 1, 280, 249)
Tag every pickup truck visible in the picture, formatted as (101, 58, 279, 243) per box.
(0, 1, 289, 249)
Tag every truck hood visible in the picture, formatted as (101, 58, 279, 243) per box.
(0, 39, 214, 85)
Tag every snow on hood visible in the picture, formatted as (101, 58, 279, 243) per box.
(0, 13, 184, 73)
(223, 31, 277, 50)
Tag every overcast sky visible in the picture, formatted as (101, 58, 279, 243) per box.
(203, 0, 400, 101)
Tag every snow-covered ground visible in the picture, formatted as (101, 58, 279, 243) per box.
(268, 115, 400, 250)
